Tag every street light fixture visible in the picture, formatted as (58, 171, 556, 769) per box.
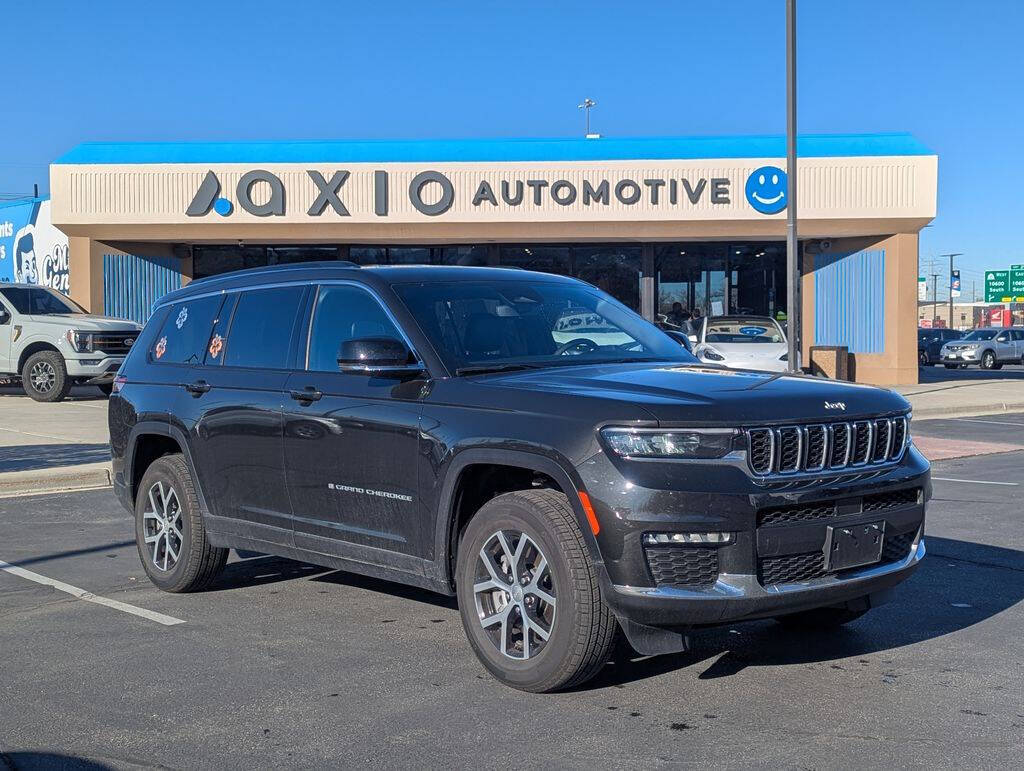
(578, 98, 596, 136)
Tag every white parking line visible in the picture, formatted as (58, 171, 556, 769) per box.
(931, 477, 1018, 486)
(0, 559, 185, 626)
(950, 418, 1024, 428)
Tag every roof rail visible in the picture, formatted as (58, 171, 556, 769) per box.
(184, 260, 360, 289)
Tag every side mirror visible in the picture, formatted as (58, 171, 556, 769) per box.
(337, 336, 422, 375)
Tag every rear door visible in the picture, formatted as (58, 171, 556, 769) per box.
(1013, 330, 1024, 361)
(186, 285, 309, 542)
(283, 283, 425, 558)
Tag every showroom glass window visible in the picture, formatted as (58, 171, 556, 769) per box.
(307, 285, 407, 372)
(223, 287, 306, 369)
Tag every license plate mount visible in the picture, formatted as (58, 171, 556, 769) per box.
(824, 522, 885, 572)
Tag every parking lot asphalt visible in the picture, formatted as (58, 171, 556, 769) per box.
(1, 436, 1022, 768)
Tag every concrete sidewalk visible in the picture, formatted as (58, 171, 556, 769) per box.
(896, 367, 1024, 419)
(0, 385, 112, 497)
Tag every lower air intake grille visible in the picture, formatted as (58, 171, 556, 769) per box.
(862, 488, 920, 513)
(759, 552, 826, 585)
(645, 547, 719, 588)
(881, 531, 917, 563)
(758, 502, 837, 527)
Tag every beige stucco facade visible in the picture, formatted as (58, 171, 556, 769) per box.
(49, 145, 937, 386)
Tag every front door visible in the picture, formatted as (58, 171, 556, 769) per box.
(283, 283, 424, 558)
(0, 294, 13, 374)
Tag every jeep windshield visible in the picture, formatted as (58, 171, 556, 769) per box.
(0, 286, 85, 315)
(394, 279, 696, 374)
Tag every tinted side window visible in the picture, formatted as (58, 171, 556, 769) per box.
(152, 295, 224, 365)
(307, 285, 405, 372)
(0, 288, 29, 314)
(1012, 330, 1024, 341)
(224, 286, 305, 369)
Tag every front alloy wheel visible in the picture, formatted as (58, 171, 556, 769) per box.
(474, 530, 556, 660)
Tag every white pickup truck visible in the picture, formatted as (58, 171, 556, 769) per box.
(0, 283, 142, 402)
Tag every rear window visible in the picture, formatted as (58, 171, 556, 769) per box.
(151, 295, 224, 365)
(223, 286, 305, 370)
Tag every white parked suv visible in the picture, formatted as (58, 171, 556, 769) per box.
(0, 283, 141, 401)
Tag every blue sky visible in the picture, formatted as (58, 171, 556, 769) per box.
(3, 0, 1020, 296)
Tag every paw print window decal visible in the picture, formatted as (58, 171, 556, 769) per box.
(208, 334, 224, 359)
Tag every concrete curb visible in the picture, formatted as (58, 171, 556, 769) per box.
(905, 401, 1024, 420)
(0, 461, 112, 499)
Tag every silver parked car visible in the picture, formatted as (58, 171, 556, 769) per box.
(940, 327, 1024, 370)
(692, 315, 789, 372)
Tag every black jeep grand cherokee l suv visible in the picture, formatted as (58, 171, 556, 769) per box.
(109, 263, 928, 692)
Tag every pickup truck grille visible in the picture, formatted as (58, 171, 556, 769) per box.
(746, 416, 909, 476)
(91, 332, 139, 355)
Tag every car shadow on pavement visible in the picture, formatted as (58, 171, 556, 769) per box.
(0, 384, 109, 401)
(311, 569, 459, 610)
(211, 554, 333, 591)
(0, 443, 110, 472)
(582, 535, 1024, 690)
(0, 752, 116, 770)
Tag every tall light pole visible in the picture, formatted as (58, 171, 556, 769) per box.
(940, 252, 962, 329)
(578, 98, 596, 136)
(785, 0, 800, 372)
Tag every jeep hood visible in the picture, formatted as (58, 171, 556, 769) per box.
(476, 362, 909, 424)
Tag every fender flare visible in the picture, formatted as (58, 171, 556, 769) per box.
(125, 421, 214, 518)
(430, 447, 604, 589)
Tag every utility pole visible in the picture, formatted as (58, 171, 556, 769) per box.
(785, 0, 800, 372)
(939, 253, 962, 329)
(577, 98, 596, 136)
(931, 272, 940, 324)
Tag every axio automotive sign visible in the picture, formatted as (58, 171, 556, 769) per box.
(0, 199, 71, 292)
(186, 167, 788, 218)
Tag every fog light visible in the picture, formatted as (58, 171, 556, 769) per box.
(643, 532, 733, 546)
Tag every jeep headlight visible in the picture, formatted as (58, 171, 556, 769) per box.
(600, 428, 737, 459)
(65, 329, 94, 353)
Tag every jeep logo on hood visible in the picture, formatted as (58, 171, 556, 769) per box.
(824, 401, 847, 411)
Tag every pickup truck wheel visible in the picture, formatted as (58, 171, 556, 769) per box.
(21, 350, 72, 402)
(456, 489, 617, 693)
(135, 453, 228, 593)
(774, 605, 869, 628)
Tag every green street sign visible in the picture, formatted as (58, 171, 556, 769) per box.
(1011, 266, 1024, 301)
(985, 270, 1010, 302)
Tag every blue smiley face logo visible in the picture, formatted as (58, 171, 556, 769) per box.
(745, 166, 788, 214)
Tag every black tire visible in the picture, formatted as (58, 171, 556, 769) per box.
(980, 350, 998, 370)
(21, 350, 72, 402)
(918, 351, 932, 366)
(455, 489, 617, 693)
(134, 453, 227, 592)
(774, 605, 869, 628)
(97, 383, 114, 397)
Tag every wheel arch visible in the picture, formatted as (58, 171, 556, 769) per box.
(126, 422, 212, 518)
(17, 341, 62, 373)
(433, 447, 603, 591)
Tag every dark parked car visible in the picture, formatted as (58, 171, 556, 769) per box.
(109, 263, 929, 692)
(918, 327, 963, 366)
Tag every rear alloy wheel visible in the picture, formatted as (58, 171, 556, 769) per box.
(22, 350, 72, 402)
(135, 453, 227, 592)
(456, 489, 617, 692)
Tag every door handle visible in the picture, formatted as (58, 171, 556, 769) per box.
(184, 380, 211, 396)
(290, 387, 323, 403)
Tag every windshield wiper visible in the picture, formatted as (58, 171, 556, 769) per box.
(455, 363, 546, 376)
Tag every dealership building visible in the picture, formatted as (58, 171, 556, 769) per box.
(48, 133, 937, 385)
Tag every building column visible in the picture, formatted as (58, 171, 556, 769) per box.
(68, 237, 105, 314)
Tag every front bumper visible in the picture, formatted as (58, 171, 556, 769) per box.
(941, 348, 979, 363)
(578, 444, 930, 628)
(605, 536, 923, 626)
(65, 355, 125, 382)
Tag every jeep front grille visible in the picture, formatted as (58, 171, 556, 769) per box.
(745, 416, 909, 476)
